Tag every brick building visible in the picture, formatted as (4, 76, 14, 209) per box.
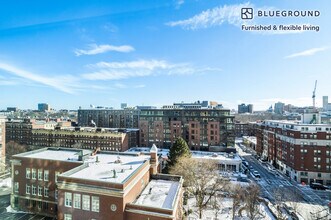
(235, 123, 249, 137)
(139, 108, 235, 150)
(256, 120, 331, 185)
(6, 119, 139, 152)
(11, 146, 183, 220)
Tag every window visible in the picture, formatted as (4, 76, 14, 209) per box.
(314, 157, 321, 163)
(38, 186, 42, 196)
(26, 185, 30, 194)
(32, 169, 36, 179)
(55, 171, 60, 182)
(44, 202, 49, 210)
(38, 169, 43, 180)
(38, 201, 42, 209)
(65, 192, 72, 207)
(73, 194, 81, 209)
(64, 214, 72, 220)
(44, 170, 49, 181)
(26, 168, 31, 179)
(82, 195, 90, 211)
(44, 187, 49, 197)
(32, 185, 36, 195)
(92, 196, 99, 212)
(14, 182, 19, 193)
(55, 190, 58, 199)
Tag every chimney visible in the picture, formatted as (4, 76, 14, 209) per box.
(150, 144, 158, 175)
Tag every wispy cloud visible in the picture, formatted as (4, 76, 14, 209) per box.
(0, 62, 76, 93)
(166, 2, 309, 35)
(285, 47, 328, 59)
(74, 44, 135, 56)
(113, 83, 146, 89)
(174, 0, 185, 9)
(166, 2, 252, 30)
(82, 59, 221, 80)
(114, 83, 127, 89)
(134, 84, 146, 88)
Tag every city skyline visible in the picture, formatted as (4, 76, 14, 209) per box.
(0, 0, 330, 110)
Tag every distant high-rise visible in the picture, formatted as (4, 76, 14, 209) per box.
(274, 102, 285, 114)
(323, 96, 331, 111)
(38, 103, 50, 112)
(238, 103, 253, 114)
(7, 107, 18, 112)
(121, 103, 127, 109)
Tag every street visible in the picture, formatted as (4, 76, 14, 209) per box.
(236, 142, 331, 207)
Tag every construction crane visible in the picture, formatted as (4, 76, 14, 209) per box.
(312, 80, 317, 109)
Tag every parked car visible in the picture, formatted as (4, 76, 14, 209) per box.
(253, 171, 261, 178)
(310, 183, 329, 190)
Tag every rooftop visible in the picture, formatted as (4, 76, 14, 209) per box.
(126, 147, 241, 161)
(14, 148, 92, 162)
(134, 179, 180, 209)
(15, 147, 153, 184)
(63, 153, 150, 184)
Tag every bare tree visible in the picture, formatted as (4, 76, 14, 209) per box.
(169, 157, 228, 219)
(230, 184, 244, 220)
(272, 188, 287, 220)
(211, 194, 222, 219)
(244, 184, 263, 220)
(5, 141, 27, 159)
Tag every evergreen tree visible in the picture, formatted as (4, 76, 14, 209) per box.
(164, 137, 191, 173)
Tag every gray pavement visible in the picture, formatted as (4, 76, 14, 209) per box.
(237, 143, 330, 207)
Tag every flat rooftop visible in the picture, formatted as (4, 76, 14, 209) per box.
(134, 179, 180, 209)
(127, 147, 241, 161)
(64, 153, 150, 184)
(14, 148, 92, 162)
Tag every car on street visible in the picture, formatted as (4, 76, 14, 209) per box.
(310, 182, 329, 190)
(252, 170, 261, 178)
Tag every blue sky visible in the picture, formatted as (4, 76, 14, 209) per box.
(0, 0, 330, 110)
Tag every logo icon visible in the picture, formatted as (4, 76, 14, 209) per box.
(241, 8, 253, 19)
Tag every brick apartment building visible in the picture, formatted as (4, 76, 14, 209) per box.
(256, 120, 331, 185)
(11, 146, 183, 220)
(78, 102, 235, 150)
(139, 108, 235, 150)
(6, 119, 139, 152)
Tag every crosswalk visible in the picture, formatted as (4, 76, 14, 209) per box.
(260, 179, 293, 187)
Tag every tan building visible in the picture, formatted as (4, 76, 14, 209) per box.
(11, 146, 183, 220)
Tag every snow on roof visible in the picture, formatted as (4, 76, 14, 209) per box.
(63, 153, 150, 184)
(191, 151, 241, 162)
(134, 179, 180, 209)
(17, 148, 91, 162)
(126, 147, 241, 162)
